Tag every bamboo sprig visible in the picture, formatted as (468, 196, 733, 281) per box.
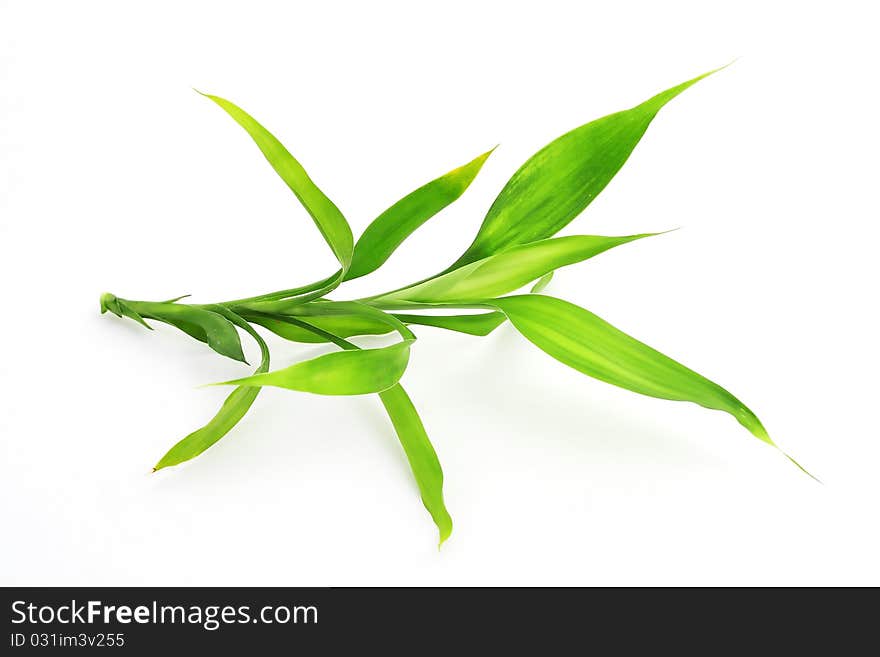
(101, 66, 815, 546)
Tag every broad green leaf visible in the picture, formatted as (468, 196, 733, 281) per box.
(201, 92, 353, 268)
(286, 317, 453, 545)
(154, 310, 270, 471)
(346, 149, 494, 281)
(213, 340, 411, 395)
(450, 68, 720, 268)
(531, 271, 554, 293)
(379, 384, 452, 545)
(490, 294, 774, 445)
(379, 233, 654, 303)
(123, 300, 247, 363)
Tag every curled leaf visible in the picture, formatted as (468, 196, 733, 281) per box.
(119, 299, 246, 363)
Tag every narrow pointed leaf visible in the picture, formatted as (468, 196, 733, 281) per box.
(257, 299, 417, 342)
(245, 311, 393, 343)
(381, 233, 654, 303)
(118, 299, 152, 329)
(379, 384, 453, 545)
(491, 294, 774, 446)
(125, 300, 246, 363)
(346, 149, 494, 281)
(395, 311, 506, 336)
(100, 293, 151, 328)
(246, 309, 505, 342)
(288, 317, 453, 544)
(201, 92, 353, 268)
(451, 68, 721, 267)
(214, 340, 411, 395)
(154, 311, 270, 470)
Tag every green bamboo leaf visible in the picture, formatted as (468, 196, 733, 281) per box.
(450, 68, 721, 268)
(491, 294, 774, 445)
(531, 271, 554, 293)
(346, 148, 495, 281)
(100, 293, 151, 328)
(286, 317, 453, 545)
(245, 308, 505, 342)
(153, 312, 270, 471)
(121, 299, 247, 363)
(245, 310, 392, 343)
(379, 384, 453, 545)
(379, 233, 654, 303)
(395, 311, 506, 336)
(213, 340, 411, 395)
(255, 299, 417, 342)
(200, 92, 353, 268)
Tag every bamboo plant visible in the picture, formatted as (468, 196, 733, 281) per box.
(101, 67, 812, 545)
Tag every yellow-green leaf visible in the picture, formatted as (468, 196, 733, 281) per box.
(346, 149, 494, 281)
(491, 294, 773, 444)
(213, 341, 411, 395)
(380, 233, 654, 303)
(201, 92, 353, 268)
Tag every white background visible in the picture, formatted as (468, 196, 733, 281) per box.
(1, 0, 878, 586)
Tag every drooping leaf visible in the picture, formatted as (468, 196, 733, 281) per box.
(490, 294, 774, 446)
(200, 92, 354, 268)
(124, 300, 246, 363)
(449, 68, 721, 268)
(379, 384, 453, 545)
(213, 340, 411, 395)
(286, 317, 453, 545)
(154, 310, 270, 470)
(379, 233, 655, 303)
(346, 148, 494, 281)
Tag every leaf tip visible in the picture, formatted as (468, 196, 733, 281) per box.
(784, 452, 822, 484)
(435, 510, 453, 548)
(437, 525, 452, 549)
